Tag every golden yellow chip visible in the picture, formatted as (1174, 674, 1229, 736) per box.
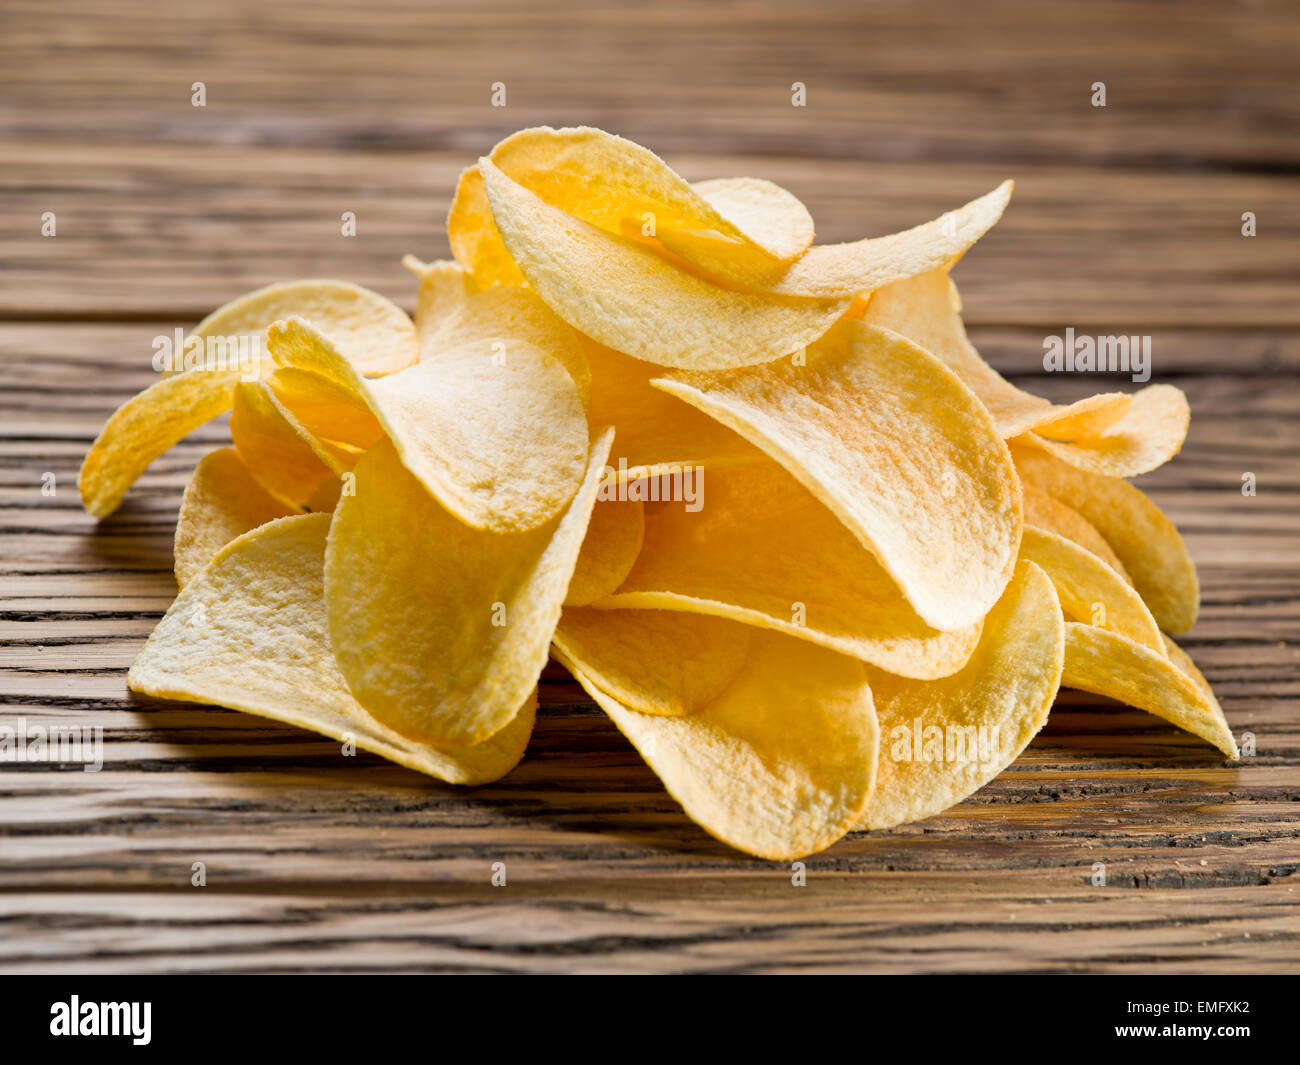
(756, 181, 1013, 298)
(1062, 623, 1237, 758)
(230, 379, 341, 509)
(598, 461, 980, 678)
(131, 514, 536, 785)
(567, 629, 878, 859)
(81, 280, 417, 517)
(564, 499, 645, 607)
(415, 271, 592, 406)
(404, 255, 481, 337)
(79, 367, 245, 518)
(173, 448, 294, 588)
(269, 317, 589, 533)
(1022, 482, 1129, 580)
(1018, 527, 1162, 653)
(552, 608, 751, 717)
(264, 367, 384, 454)
(863, 269, 1189, 476)
(479, 159, 850, 370)
(651, 176, 816, 285)
(325, 429, 614, 746)
(1013, 445, 1199, 632)
(1013, 386, 1189, 478)
(186, 279, 418, 377)
(858, 561, 1063, 830)
(582, 338, 765, 481)
(448, 127, 811, 289)
(655, 319, 1021, 631)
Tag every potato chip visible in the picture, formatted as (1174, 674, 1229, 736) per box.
(1012, 445, 1199, 632)
(187, 279, 418, 377)
(566, 628, 878, 859)
(230, 379, 341, 509)
(1062, 623, 1238, 758)
(410, 262, 592, 405)
(1022, 482, 1129, 580)
(598, 462, 981, 679)
(858, 561, 1063, 830)
(447, 166, 527, 288)
(449, 128, 812, 287)
(564, 499, 645, 607)
(552, 608, 751, 716)
(654, 319, 1021, 631)
(81, 280, 417, 517)
(325, 429, 614, 746)
(862, 269, 1113, 437)
(131, 514, 536, 785)
(264, 367, 384, 455)
(754, 181, 1014, 298)
(652, 176, 816, 285)
(269, 317, 589, 532)
(78, 367, 246, 518)
(1018, 527, 1162, 653)
(1013, 384, 1189, 478)
(173, 448, 294, 588)
(862, 270, 1190, 476)
(403, 255, 481, 338)
(582, 339, 766, 480)
(479, 159, 850, 370)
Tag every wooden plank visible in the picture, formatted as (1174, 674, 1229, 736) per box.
(2, 0, 1297, 171)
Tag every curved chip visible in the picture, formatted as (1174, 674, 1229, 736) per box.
(81, 280, 417, 518)
(863, 270, 1189, 476)
(449, 127, 810, 288)
(264, 367, 384, 455)
(564, 499, 645, 607)
(1019, 527, 1162, 653)
(187, 279, 418, 377)
(131, 514, 536, 785)
(552, 608, 752, 717)
(79, 366, 244, 518)
(479, 158, 849, 370)
(858, 560, 1064, 831)
(653, 176, 816, 285)
(418, 274, 592, 406)
(325, 428, 614, 746)
(756, 181, 1014, 298)
(230, 379, 341, 508)
(1023, 482, 1129, 580)
(405, 255, 481, 342)
(1062, 623, 1238, 758)
(597, 462, 981, 679)
(1014, 384, 1189, 477)
(654, 319, 1021, 631)
(269, 317, 589, 533)
(173, 448, 295, 588)
(1013, 445, 1199, 632)
(567, 629, 878, 859)
(583, 339, 766, 481)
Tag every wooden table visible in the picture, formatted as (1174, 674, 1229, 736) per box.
(2, 0, 1297, 973)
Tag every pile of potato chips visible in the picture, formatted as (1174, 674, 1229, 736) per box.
(80, 127, 1236, 859)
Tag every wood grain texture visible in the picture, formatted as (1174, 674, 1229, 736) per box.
(0, 0, 1297, 974)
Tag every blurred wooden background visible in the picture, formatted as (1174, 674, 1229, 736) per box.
(1, 0, 1297, 973)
